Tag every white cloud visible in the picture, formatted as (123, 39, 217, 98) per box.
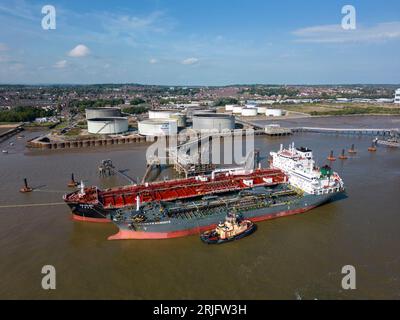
(293, 21, 400, 43)
(149, 58, 158, 64)
(182, 57, 199, 65)
(54, 60, 67, 69)
(68, 44, 90, 57)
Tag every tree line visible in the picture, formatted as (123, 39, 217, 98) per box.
(0, 106, 54, 122)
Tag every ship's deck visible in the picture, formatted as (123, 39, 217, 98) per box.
(112, 185, 302, 225)
(65, 169, 287, 209)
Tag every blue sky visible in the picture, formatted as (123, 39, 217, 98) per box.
(0, 0, 399, 85)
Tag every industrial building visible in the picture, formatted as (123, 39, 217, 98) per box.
(87, 117, 129, 135)
(85, 107, 121, 120)
(192, 114, 235, 132)
(395, 89, 400, 104)
(138, 119, 178, 136)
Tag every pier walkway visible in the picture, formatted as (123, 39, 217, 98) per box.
(0, 124, 24, 143)
(292, 127, 399, 136)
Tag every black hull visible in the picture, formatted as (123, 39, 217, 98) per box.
(67, 203, 113, 222)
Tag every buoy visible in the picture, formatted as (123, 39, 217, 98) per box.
(368, 142, 377, 152)
(348, 144, 357, 154)
(68, 173, 79, 188)
(327, 150, 336, 161)
(339, 149, 348, 160)
(20, 178, 33, 193)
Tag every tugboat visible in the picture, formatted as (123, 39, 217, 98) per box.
(200, 212, 256, 244)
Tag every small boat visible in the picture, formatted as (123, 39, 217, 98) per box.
(200, 212, 256, 244)
(376, 138, 400, 148)
(2, 150, 8, 154)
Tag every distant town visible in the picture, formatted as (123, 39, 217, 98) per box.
(1, 84, 400, 151)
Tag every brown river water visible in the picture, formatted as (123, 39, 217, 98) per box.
(0, 116, 399, 300)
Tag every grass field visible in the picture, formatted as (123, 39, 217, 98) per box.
(282, 103, 400, 116)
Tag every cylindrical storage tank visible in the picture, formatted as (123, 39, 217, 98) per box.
(232, 106, 243, 114)
(170, 113, 187, 128)
(245, 103, 257, 109)
(192, 114, 235, 132)
(86, 108, 121, 120)
(266, 109, 283, 117)
(257, 106, 267, 114)
(148, 110, 176, 120)
(192, 109, 216, 116)
(138, 119, 178, 136)
(87, 117, 129, 134)
(241, 108, 258, 117)
(225, 104, 236, 112)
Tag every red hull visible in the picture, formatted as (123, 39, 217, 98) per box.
(108, 205, 317, 240)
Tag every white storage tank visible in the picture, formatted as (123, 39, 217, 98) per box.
(192, 114, 235, 132)
(87, 117, 129, 134)
(225, 104, 236, 112)
(245, 103, 258, 109)
(170, 113, 187, 128)
(232, 106, 243, 114)
(395, 89, 400, 104)
(241, 108, 258, 117)
(257, 106, 267, 114)
(86, 108, 121, 120)
(138, 119, 178, 136)
(266, 109, 284, 117)
(192, 109, 216, 116)
(148, 110, 176, 120)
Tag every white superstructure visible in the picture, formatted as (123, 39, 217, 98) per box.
(270, 143, 344, 195)
(395, 89, 400, 104)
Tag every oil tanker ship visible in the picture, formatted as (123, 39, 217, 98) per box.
(63, 168, 287, 222)
(106, 143, 345, 240)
